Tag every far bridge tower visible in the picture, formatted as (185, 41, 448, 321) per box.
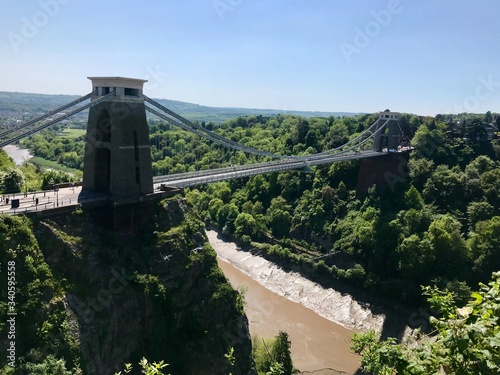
(359, 110, 408, 193)
(373, 111, 401, 152)
(82, 77, 153, 198)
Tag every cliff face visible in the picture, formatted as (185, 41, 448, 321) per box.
(0, 198, 255, 375)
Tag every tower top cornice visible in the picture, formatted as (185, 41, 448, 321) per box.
(87, 76, 148, 90)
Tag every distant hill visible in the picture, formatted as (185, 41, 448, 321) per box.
(0, 91, 359, 124)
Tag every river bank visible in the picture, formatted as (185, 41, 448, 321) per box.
(208, 229, 368, 374)
(207, 230, 388, 331)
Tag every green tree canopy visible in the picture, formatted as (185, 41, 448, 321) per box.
(1, 168, 24, 193)
(351, 272, 500, 374)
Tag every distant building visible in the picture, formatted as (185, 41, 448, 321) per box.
(486, 123, 497, 141)
(446, 120, 462, 139)
(446, 119, 497, 142)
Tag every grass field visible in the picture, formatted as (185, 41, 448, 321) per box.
(30, 156, 82, 176)
(61, 128, 86, 138)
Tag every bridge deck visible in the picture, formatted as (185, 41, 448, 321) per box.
(0, 149, 411, 216)
(0, 186, 178, 216)
(0, 186, 104, 216)
(153, 149, 411, 188)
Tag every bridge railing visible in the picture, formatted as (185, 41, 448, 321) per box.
(0, 190, 111, 216)
(156, 149, 385, 188)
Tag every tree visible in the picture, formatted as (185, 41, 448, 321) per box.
(266, 362, 284, 375)
(208, 182, 232, 203)
(351, 272, 500, 374)
(325, 122, 349, 149)
(469, 216, 500, 282)
(305, 129, 319, 149)
(217, 203, 239, 234)
(115, 357, 169, 375)
(467, 201, 494, 231)
(466, 155, 496, 175)
(0, 149, 15, 172)
(271, 331, 293, 375)
(424, 214, 469, 279)
(396, 234, 434, 281)
(404, 185, 423, 210)
(277, 173, 302, 202)
(1, 168, 24, 193)
(423, 165, 465, 211)
(246, 175, 269, 203)
(294, 118, 309, 144)
(58, 151, 80, 169)
(208, 198, 224, 221)
(41, 169, 75, 189)
(333, 208, 378, 258)
(408, 158, 435, 191)
(480, 168, 500, 209)
(268, 209, 292, 238)
(22, 355, 73, 375)
(411, 125, 436, 158)
(234, 212, 258, 238)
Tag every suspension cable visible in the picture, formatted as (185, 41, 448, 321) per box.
(144, 95, 291, 159)
(0, 91, 115, 148)
(0, 91, 95, 139)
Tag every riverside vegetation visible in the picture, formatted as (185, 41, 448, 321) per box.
(1, 106, 499, 373)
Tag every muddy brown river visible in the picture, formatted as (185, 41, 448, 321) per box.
(208, 230, 364, 374)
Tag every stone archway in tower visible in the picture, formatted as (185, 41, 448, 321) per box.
(96, 108, 111, 143)
(94, 147, 111, 193)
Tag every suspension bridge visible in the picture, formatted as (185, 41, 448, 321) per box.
(0, 77, 410, 216)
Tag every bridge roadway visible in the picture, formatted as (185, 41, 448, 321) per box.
(152, 149, 402, 188)
(0, 149, 408, 216)
(0, 186, 109, 216)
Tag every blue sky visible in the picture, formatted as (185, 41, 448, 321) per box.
(1, 0, 499, 115)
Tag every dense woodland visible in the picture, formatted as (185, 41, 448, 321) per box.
(168, 112, 499, 306)
(1, 109, 500, 374)
(2, 111, 499, 308)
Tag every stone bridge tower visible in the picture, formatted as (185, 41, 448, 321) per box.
(373, 111, 401, 152)
(82, 77, 153, 198)
(359, 110, 407, 193)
